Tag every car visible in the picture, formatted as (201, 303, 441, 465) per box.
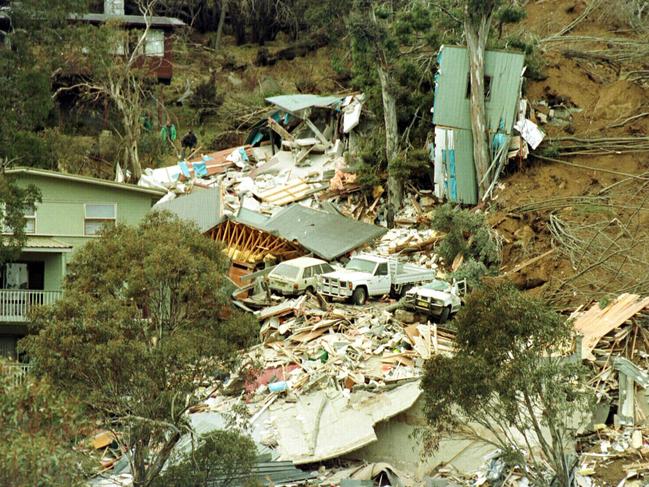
(267, 257, 335, 296)
(318, 254, 435, 305)
(404, 279, 465, 323)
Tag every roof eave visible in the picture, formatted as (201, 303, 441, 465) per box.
(5, 168, 167, 197)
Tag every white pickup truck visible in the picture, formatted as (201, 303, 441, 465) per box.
(318, 254, 436, 305)
(404, 279, 466, 323)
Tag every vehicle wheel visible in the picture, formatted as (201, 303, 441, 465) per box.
(439, 306, 451, 324)
(352, 287, 368, 306)
(305, 286, 315, 294)
(400, 284, 413, 298)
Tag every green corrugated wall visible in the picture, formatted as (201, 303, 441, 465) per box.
(433, 46, 525, 205)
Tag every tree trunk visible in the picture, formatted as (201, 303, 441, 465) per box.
(214, 0, 228, 51)
(377, 64, 403, 214)
(465, 14, 492, 200)
(126, 137, 142, 181)
(120, 105, 143, 181)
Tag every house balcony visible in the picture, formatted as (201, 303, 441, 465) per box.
(0, 289, 63, 322)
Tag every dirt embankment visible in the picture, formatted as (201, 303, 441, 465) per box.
(492, 0, 649, 306)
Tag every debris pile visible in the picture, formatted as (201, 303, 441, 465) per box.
(244, 298, 455, 396)
(140, 94, 365, 219)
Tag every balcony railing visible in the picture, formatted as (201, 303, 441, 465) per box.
(0, 289, 62, 322)
(1, 363, 32, 387)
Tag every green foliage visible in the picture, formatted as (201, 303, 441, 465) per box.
(0, 173, 42, 266)
(451, 258, 489, 290)
(0, 366, 93, 487)
(497, 4, 527, 24)
(298, 0, 352, 37)
(348, 133, 386, 190)
(505, 34, 547, 81)
(389, 148, 431, 185)
(153, 430, 257, 487)
(538, 142, 560, 158)
(138, 131, 166, 168)
(189, 76, 225, 124)
(421, 282, 594, 485)
(24, 212, 258, 487)
(431, 205, 501, 267)
(44, 130, 95, 174)
(0, 0, 87, 167)
(465, 0, 503, 24)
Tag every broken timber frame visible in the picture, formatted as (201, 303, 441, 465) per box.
(210, 219, 303, 265)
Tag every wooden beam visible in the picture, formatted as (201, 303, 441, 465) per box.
(268, 118, 294, 141)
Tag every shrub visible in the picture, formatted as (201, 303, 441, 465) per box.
(431, 205, 501, 268)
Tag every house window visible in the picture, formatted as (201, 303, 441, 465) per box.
(1, 263, 29, 289)
(466, 74, 492, 101)
(145, 29, 165, 57)
(23, 206, 36, 234)
(85, 204, 116, 236)
(1, 205, 36, 234)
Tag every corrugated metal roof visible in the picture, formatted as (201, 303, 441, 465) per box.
(70, 13, 185, 28)
(153, 188, 223, 233)
(265, 94, 342, 115)
(264, 205, 387, 261)
(433, 46, 525, 134)
(232, 208, 271, 230)
(22, 236, 73, 251)
(5, 167, 166, 196)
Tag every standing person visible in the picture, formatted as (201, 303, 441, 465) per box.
(160, 120, 177, 152)
(181, 129, 198, 159)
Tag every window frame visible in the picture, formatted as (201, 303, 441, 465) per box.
(23, 205, 36, 234)
(376, 263, 389, 276)
(1, 204, 36, 235)
(144, 29, 165, 58)
(84, 203, 117, 236)
(465, 74, 493, 101)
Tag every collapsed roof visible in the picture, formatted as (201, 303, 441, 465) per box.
(154, 187, 223, 234)
(154, 189, 387, 263)
(259, 204, 387, 261)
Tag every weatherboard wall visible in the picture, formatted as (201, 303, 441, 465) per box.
(11, 172, 160, 253)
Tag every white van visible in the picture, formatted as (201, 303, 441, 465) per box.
(267, 257, 335, 296)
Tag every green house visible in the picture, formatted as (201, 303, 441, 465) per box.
(433, 46, 525, 204)
(0, 167, 165, 358)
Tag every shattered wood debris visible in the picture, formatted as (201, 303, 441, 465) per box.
(187, 294, 456, 473)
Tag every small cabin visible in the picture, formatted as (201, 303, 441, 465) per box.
(73, 0, 185, 83)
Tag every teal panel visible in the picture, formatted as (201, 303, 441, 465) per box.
(433, 46, 471, 130)
(265, 95, 342, 114)
(450, 129, 478, 205)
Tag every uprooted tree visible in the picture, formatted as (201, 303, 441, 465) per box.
(24, 212, 258, 487)
(421, 282, 594, 486)
(431, 204, 501, 288)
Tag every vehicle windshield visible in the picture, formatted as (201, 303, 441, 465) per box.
(270, 264, 300, 280)
(423, 280, 451, 292)
(345, 258, 376, 274)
